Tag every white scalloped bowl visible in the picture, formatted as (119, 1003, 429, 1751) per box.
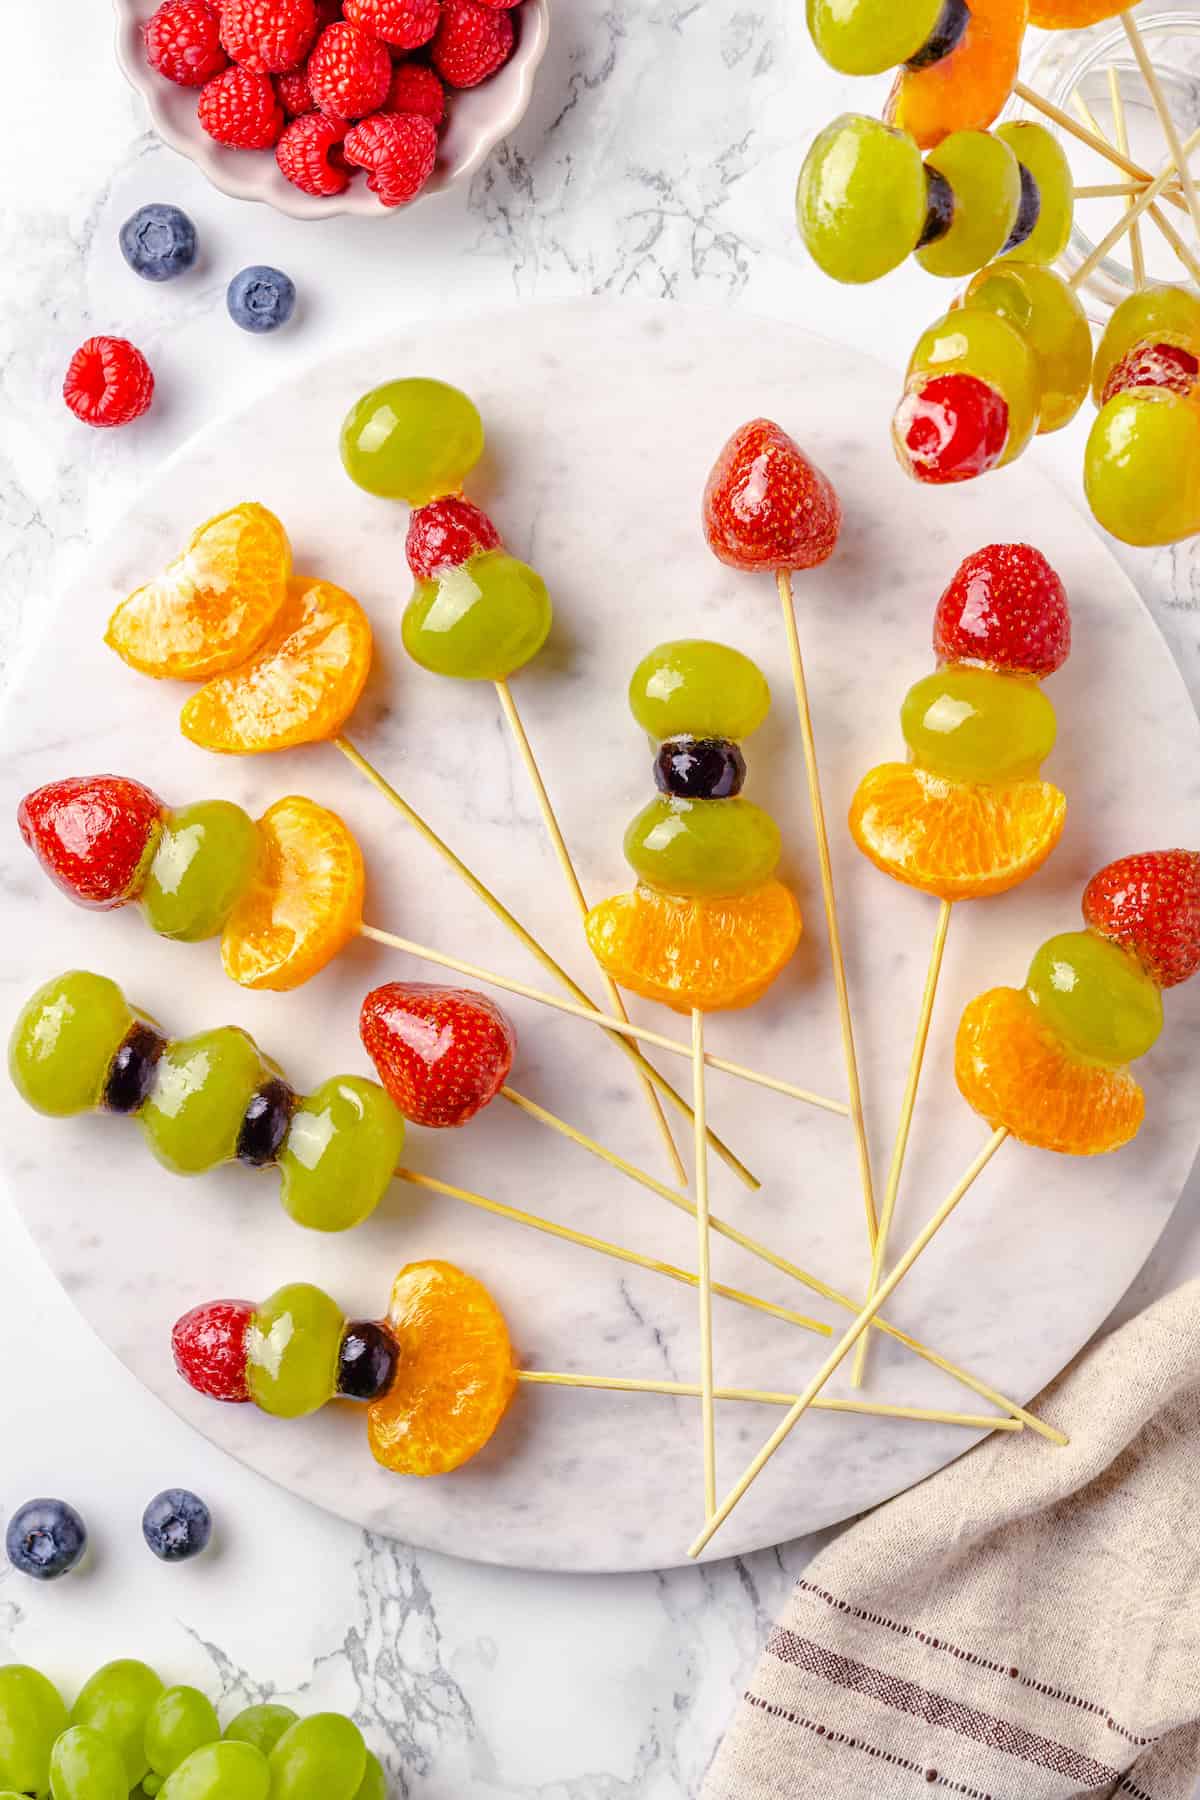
(112, 0, 550, 220)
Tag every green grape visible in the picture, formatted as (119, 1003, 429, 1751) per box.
(139, 802, 261, 943)
(144, 1688, 221, 1782)
(798, 115, 927, 285)
(901, 667, 1056, 783)
(0, 1664, 68, 1794)
(624, 797, 781, 897)
(907, 305, 1040, 466)
(224, 1704, 300, 1756)
(916, 131, 1021, 279)
(1027, 931, 1163, 1065)
(8, 971, 132, 1117)
(994, 123, 1072, 266)
(807, 0, 939, 74)
(279, 1077, 404, 1232)
(960, 262, 1091, 434)
(269, 1714, 367, 1800)
(49, 1726, 127, 1800)
(628, 641, 770, 742)
(70, 1660, 164, 1789)
(138, 1027, 266, 1175)
(246, 1283, 345, 1417)
(1084, 390, 1200, 547)
(352, 1753, 387, 1800)
(402, 551, 552, 681)
(340, 378, 484, 506)
(158, 1741, 270, 1800)
(1091, 285, 1200, 405)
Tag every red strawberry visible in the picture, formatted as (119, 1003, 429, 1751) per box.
(308, 21, 392, 119)
(63, 338, 155, 430)
(173, 1300, 255, 1403)
(198, 63, 285, 146)
(933, 544, 1071, 678)
(344, 112, 438, 205)
(386, 61, 446, 125)
(144, 0, 228, 87)
(703, 418, 841, 573)
(343, 0, 441, 50)
(19, 775, 165, 910)
(1082, 851, 1200, 989)
(894, 373, 1009, 485)
(220, 0, 317, 73)
(277, 111, 349, 194)
(431, 0, 513, 87)
(360, 982, 515, 1128)
(406, 497, 501, 578)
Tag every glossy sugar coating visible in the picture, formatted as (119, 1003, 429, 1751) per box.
(916, 130, 1021, 278)
(246, 1283, 346, 1418)
(703, 417, 841, 570)
(140, 800, 262, 941)
(172, 1300, 256, 1402)
(886, 0, 1028, 150)
(8, 970, 134, 1116)
(894, 370, 1011, 484)
(806, 0, 941, 75)
(624, 795, 781, 897)
(224, 1706, 300, 1755)
(933, 542, 1071, 675)
(278, 1076, 404, 1231)
(18, 773, 164, 909)
(140, 1027, 270, 1174)
(406, 495, 501, 579)
(359, 982, 515, 1128)
(269, 1714, 367, 1800)
(0, 1665, 68, 1795)
(1092, 286, 1200, 406)
(960, 261, 1090, 434)
(850, 763, 1065, 900)
(994, 123, 1072, 264)
(797, 115, 928, 284)
(1026, 930, 1163, 1065)
(159, 1740, 271, 1800)
(628, 640, 771, 742)
(1082, 850, 1200, 989)
(50, 1726, 128, 1800)
(1029, 0, 1132, 23)
(1085, 390, 1200, 547)
(655, 738, 746, 799)
(221, 795, 365, 991)
(586, 879, 802, 1013)
(145, 1688, 222, 1785)
(403, 548, 552, 681)
(906, 304, 1040, 462)
(1101, 341, 1199, 408)
(70, 1660, 165, 1789)
(340, 377, 484, 505)
(901, 666, 1056, 783)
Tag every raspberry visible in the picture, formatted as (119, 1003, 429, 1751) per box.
(197, 63, 284, 146)
(63, 338, 154, 429)
(360, 983, 515, 1128)
(1101, 341, 1200, 407)
(344, 111, 438, 205)
(343, 0, 441, 50)
(474, 0, 522, 7)
(308, 21, 393, 119)
(432, 0, 513, 85)
(1083, 851, 1200, 989)
(933, 544, 1071, 678)
(895, 373, 1009, 485)
(144, 0, 228, 86)
(276, 64, 315, 113)
(407, 497, 501, 578)
(386, 61, 445, 124)
(220, 0, 317, 73)
(173, 1300, 255, 1403)
(277, 111, 350, 194)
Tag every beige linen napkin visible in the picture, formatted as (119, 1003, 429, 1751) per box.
(703, 1280, 1200, 1800)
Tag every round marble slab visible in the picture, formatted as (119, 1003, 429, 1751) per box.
(2, 300, 1198, 1572)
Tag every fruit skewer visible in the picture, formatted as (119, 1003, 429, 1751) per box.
(689, 846, 1200, 1556)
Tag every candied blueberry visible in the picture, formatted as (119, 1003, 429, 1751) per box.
(336, 1321, 399, 1403)
(119, 203, 197, 282)
(654, 738, 746, 800)
(906, 0, 969, 68)
(237, 1078, 297, 1168)
(1002, 165, 1042, 255)
(227, 265, 296, 334)
(6, 1497, 87, 1580)
(916, 166, 955, 250)
(142, 1488, 212, 1562)
(104, 1020, 167, 1115)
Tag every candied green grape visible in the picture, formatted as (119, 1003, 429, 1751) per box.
(224, 1704, 300, 1756)
(353, 1753, 387, 1800)
(1085, 390, 1200, 547)
(0, 1664, 68, 1794)
(340, 378, 484, 506)
(908, 305, 1040, 466)
(139, 1027, 267, 1176)
(402, 550, 552, 681)
(159, 1741, 270, 1800)
(797, 114, 927, 284)
(629, 641, 770, 742)
(145, 1687, 221, 1782)
(960, 262, 1091, 434)
(901, 667, 1056, 783)
(71, 1660, 164, 1789)
(279, 1076, 404, 1232)
(269, 1714, 367, 1800)
(1092, 285, 1200, 406)
(140, 802, 261, 943)
(247, 1283, 345, 1417)
(1027, 931, 1163, 1065)
(624, 797, 781, 897)
(50, 1726, 127, 1800)
(916, 131, 1021, 279)
(807, 0, 940, 74)
(8, 971, 132, 1118)
(994, 123, 1072, 265)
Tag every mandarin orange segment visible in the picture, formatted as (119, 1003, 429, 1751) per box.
(221, 795, 365, 992)
(584, 879, 802, 1014)
(956, 985, 1145, 1154)
(886, 0, 1028, 149)
(106, 503, 291, 681)
(1029, 0, 1124, 23)
(367, 1260, 517, 1477)
(849, 762, 1065, 901)
(180, 576, 372, 754)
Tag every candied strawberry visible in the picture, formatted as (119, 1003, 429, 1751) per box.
(308, 21, 393, 118)
(276, 64, 315, 114)
(277, 111, 350, 194)
(386, 61, 446, 124)
(406, 497, 501, 577)
(702, 418, 841, 573)
(933, 544, 1071, 678)
(360, 982, 515, 1128)
(18, 775, 165, 909)
(894, 373, 1008, 485)
(343, 0, 441, 50)
(344, 111, 438, 204)
(63, 338, 154, 429)
(198, 64, 285, 146)
(431, 0, 513, 86)
(1082, 851, 1200, 989)
(1101, 341, 1200, 407)
(220, 0, 317, 73)
(145, 0, 228, 87)
(173, 1300, 255, 1403)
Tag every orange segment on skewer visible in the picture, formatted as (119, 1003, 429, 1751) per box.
(221, 795, 365, 992)
(585, 880, 802, 1014)
(181, 576, 372, 754)
(849, 763, 1066, 901)
(367, 1260, 517, 1477)
(106, 503, 291, 680)
(885, 0, 1028, 149)
(1029, 0, 1127, 24)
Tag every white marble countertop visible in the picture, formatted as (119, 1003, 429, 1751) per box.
(2, 2, 1199, 1790)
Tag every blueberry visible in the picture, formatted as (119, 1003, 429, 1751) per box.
(917, 166, 955, 251)
(1002, 164, 1042, 255)
(104, 1020, 167, 1115)
(906, 0, 969, 68)
(237, 1079, 297, 1168)
(336, 1322, 399, 1403)
(227, 266, 296, 334)
(142, 1488, 212, 1562)
(119, 204, 197, 283)
(5, 1497, 88, 1580)
(654, 738, 746, 800)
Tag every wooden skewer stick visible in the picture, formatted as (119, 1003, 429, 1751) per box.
(1074, 179, 1152, 199)
(359, 922, 849, 1115)
(1066, 99, 1200, 290)
(1013, 78, 1188, 208)
(1108, 65, 1146, 290)
(1120, 10, 1200, 247)
(335, 735, 758, 1190)
(777, 569, 878, 1247)
(693, 1008, 716, 1518)
(1146, 201, 1200, 289)
(393, 1167, 832, 1336)
(494, 677, 687, 1187)
(516, 1370, 1023, 1431)
(688, 1128, 1012, 1559)
(851, 897, 953, 1390)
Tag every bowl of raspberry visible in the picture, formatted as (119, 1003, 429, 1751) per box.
(114, 0, 549, 218)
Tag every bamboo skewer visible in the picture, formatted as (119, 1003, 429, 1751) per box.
(693, 1008, 716, 1518)
(1066, 103, 1200, 290)
(1145, 201, 1200, 288)
(1120, 9, 1200, 246)
(1108, 65, 1146, 290)
(1073, 179, 1176, 199)
(1013, 78, 1187, 206)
